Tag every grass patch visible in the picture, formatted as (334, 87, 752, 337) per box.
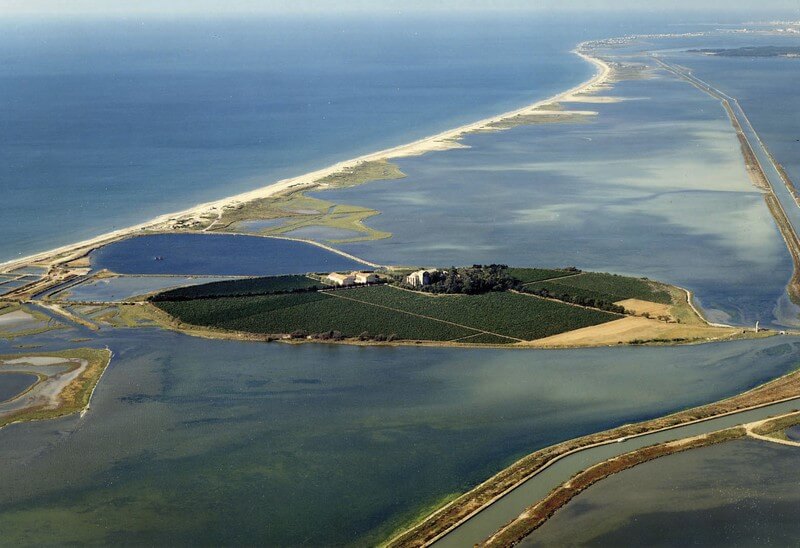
(751, 412, 800, 441)
(211, 160, 404, 242)
(95, 305, 159, 328)
(316, 159, 405, 189)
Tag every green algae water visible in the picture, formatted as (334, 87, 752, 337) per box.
(1, 329, 799, 545)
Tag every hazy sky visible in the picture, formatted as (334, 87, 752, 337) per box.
(2, 0, 798, 17)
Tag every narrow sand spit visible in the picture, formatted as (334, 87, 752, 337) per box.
(0, 48, 610, 272)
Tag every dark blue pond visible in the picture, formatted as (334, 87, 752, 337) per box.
(786, 425, 800, 441)
(0, 372, 38, 402)
(90, 233, 368, 275)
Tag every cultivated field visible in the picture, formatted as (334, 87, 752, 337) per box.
(154, 284, 619, 343)
(335, 286, 619, 340)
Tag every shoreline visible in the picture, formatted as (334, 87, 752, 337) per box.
(0, 45, 610, 273)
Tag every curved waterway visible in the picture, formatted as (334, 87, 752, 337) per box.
(0, 328, 799, 545)
(434, 397, 800, 547)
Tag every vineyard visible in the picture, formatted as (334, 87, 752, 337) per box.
(335, 286, 619, 340)
(155, 292, 480, 341)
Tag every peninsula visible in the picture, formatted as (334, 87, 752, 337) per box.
(0, 348, 112, 430)
(147, 265, 760, 348)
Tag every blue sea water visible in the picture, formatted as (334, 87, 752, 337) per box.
(0, 14, 603, 263)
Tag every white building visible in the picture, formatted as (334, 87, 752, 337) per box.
(327, 272, 356, 286)
(354, 272, 378, 284)
(405, 269, 433, 287)
(327, 271, 378, 286)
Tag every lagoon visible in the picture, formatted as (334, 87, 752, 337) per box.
(0, 372, 38, 402)
(0, 329, 799, 545)
(89, 233, 367, 276)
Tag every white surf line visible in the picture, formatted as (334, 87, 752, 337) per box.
(0, 45, 610, 273)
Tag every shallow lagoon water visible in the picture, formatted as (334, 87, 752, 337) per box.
(62, 275, 240, 302)
(526, 438, 800, 546)
(0, 372, 38, 402)
(231, 218, 287, 233)
(316, 67, 792, 326)
(0, 327, 799, 545)
(90, 233, 367, 275)
(0, 279, 35, 295)
(283, 225, 365, 241)
(657, 33, 800, 192)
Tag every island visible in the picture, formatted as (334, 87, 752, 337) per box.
(146, 264, 760, 347)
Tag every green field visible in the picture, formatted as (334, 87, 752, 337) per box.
(524, 272, 672, 304)
(336, 286, 619, 340)
(506, 268, 579, 283)
(155, 284, 619, 343)
(155, 292, 480, 341)
(153, 275, 322, 300)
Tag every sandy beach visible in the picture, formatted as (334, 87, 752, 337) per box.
(0, 46, 610, 273)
